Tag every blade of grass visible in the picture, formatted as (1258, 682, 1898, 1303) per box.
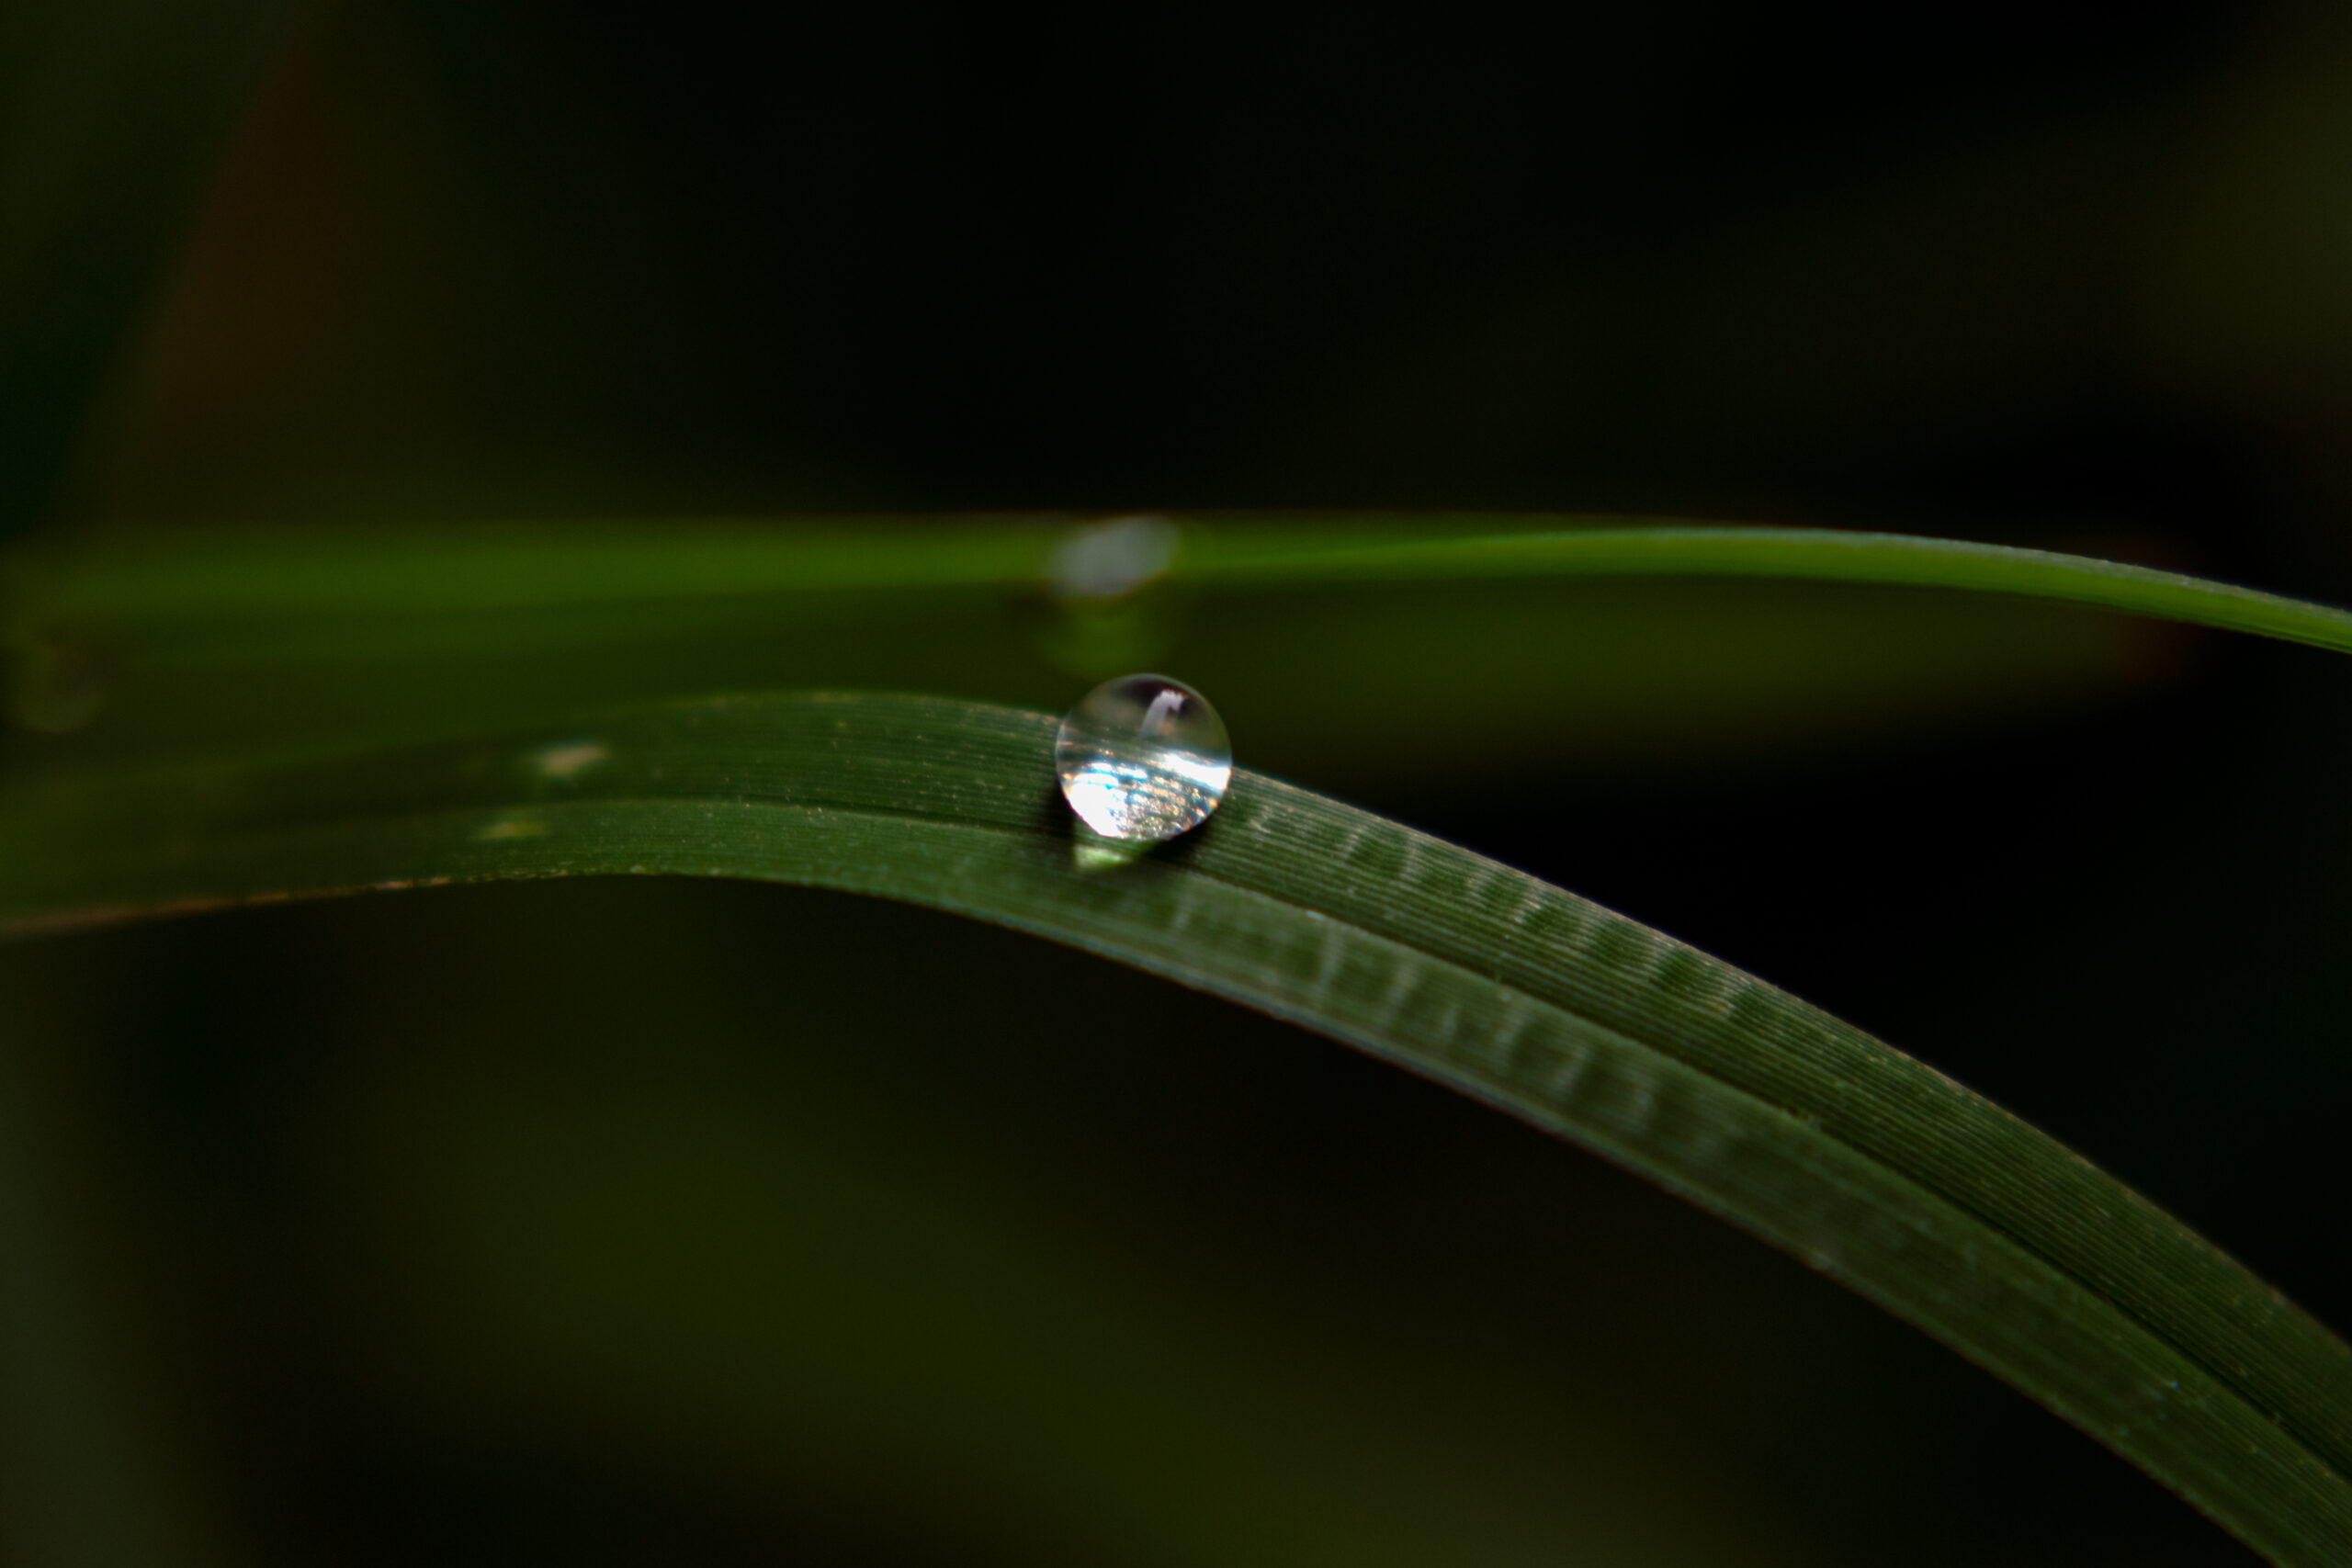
(14, 517, 2352, 653)
(7, 577, 2179, 788)
(1, 690, 2346, 1567)
(1191, 523, 2352, 653)
(0, 517, 2246, 785)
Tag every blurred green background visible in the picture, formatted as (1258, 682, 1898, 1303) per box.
(7, 1, 2352, 1562)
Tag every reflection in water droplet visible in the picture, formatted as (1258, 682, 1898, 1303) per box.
(1071, 836, 1152, 873)
(1056, 673, 1231, 842)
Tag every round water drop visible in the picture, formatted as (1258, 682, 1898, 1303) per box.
(1056, 673, 1231, 842)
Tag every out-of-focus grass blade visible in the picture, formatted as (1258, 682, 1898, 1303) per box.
(1193, 522, 2352, 649)
(0, 516, 2294, 777)
(1, 691, 2346, 1567)
(16, 517, 2350, 649)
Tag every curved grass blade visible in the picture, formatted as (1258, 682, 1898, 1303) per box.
(1, 690, 2346, 1566)
(16, 517, 2352, 655)
(1188, 523, 2352, 655)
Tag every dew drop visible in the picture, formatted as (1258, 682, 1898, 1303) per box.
(1056, 673, 1231, 842)
(1047, 514, 1180, 602)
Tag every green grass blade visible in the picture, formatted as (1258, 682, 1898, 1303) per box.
(0, 516, 2297, 784)
(1187, 524, 2352, 654)
(17, 517, 2352, 654)
(3, 690, 2346, 1566)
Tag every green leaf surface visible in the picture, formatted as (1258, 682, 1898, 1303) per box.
(3, 689, 2347, 1567)
(0, 517, 2262, 782)
(16, 516, 2352, 649)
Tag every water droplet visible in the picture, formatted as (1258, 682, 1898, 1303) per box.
(1056, 673, 1231, 842)
(530, 739, 609, 780)
(1028, 517, 1185, 679)
(1047, 515, 1180, 602)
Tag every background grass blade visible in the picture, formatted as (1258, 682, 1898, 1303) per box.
(1186, 524, 2352, 653)
(17, 518, 2352, 652)
(0, 517, 2265, 788)
(2, 690, 2346, 1567)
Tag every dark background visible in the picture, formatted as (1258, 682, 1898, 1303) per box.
(6, 2, 2352, 1563)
